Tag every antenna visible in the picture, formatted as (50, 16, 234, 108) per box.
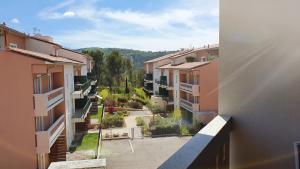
(33, 27, 40, 35)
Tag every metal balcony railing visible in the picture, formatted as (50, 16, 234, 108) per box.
(75, 80, 91, 92)
(144, 73, 153, 81)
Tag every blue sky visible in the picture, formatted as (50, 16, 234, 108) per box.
(0, 0, 219, 51)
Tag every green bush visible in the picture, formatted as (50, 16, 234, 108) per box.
(100, 89, 109, 100)
(135, 97, 148, 105)
(135, 117, 145, 126)
(117, 95, 129, 103)
(102, 112, 124, 129)
(151, 105, 161, 114)
(180, 125, 191, 135)
(135, 88, 147, 100)
(150, 117, 180, 135)
(128, 101, 143, 109)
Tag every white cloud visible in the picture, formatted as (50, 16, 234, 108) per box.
(39, 0, 219, 51)
(63, 11, 75, 17)
(10, 18, 19, 24)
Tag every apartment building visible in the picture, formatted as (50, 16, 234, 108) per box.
(159, 0, 300, 169)
(144, 45, 218, 124)
(0, 24, 95, 169)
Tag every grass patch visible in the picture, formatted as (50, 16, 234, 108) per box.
(76, 133, 99, 151)
(90, 106, 103, 121)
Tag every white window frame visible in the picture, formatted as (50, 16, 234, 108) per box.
(294, 141, 300, 169)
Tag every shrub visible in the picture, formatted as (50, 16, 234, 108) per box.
(135, 88, 147, 100)
(128, 101, 143, 109)
(102, 112, 124, 129)
(150, 117, 180, 136)
(151, 105, 161, 114)
(100, 89, 109, 100)
(172, 109, 182, 122)
(135, 97, 148, 105)
(117, 95, 129, 103)
(135, 117, 145, 126)
(180, 125, 191, 135)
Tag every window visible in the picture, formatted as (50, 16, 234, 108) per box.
(9, 43, 17, 48)
(201, 57, 207, 62)
(294, 142, 300, 169)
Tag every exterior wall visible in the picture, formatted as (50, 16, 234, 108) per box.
(5, 32, 26, 49)
(0, 51, 44, 169)
(25, 38, 58, 56)
(63, 64, 75, 149)
(57, 48, 87, 64)
(81, 65, 88, 76)
(199, 60, 218, 112)
(173, 69, 180, 109)
(220, 0, 300, 168)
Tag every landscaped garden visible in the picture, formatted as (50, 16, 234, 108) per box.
(136, 109, 205, 137)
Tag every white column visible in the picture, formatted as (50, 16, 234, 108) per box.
(173, 69, 180, 109)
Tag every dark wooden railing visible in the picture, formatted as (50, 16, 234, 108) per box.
(158, 115, 232, 169)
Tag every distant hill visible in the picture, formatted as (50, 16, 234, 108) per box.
(77, 47, 177, 68)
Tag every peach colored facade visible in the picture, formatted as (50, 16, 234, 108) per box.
(0, 24, 94, 169)
(145, 46, 219, 124)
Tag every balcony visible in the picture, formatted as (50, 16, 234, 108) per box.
(144, 86, 153, 94)
(144, 73, 153, 82)
(73, 99, 92, 123)
(36, 114, 65, 154)
(180, 98, 199, 112)
(73, 76, 92, 99)
(159, 115, 232, 169)
(87, 73, 98, 86)
(163, 97, 174, 105)
(34, 87, 64, 116)
(180, 82, 200, 96)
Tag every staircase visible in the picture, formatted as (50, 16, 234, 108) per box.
(90, 98, 98, 114)
(75, 114, 91, 131)
(49, 135, 67, 162)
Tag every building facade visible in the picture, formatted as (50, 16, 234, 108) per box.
(0, 24, 95, 169)
(144, 46, 219, 124)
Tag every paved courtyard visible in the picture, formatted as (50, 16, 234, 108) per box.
(99, 136, 191, 169)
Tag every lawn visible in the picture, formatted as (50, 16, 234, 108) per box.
(76, 133, 99, 151)
(90, 106, 103, 121)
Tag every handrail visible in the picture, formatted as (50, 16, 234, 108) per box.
(48, 114, 65, 135)
(158, 115, 232, 169)
(96, 104, 105, 159)
(33, 87, 64, 96)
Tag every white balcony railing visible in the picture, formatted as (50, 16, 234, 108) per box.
(34, 87, 64, 116)
(180, 82, 199, 95)
(36, 114, 65, 154)
(180, 98, 199, 112)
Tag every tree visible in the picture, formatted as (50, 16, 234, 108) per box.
(106, 51, 125, 89)
(186, 56, 196, 62)
(82, 49, 105, 86)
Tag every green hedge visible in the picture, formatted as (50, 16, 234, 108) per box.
(150, 118, 180, 136)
